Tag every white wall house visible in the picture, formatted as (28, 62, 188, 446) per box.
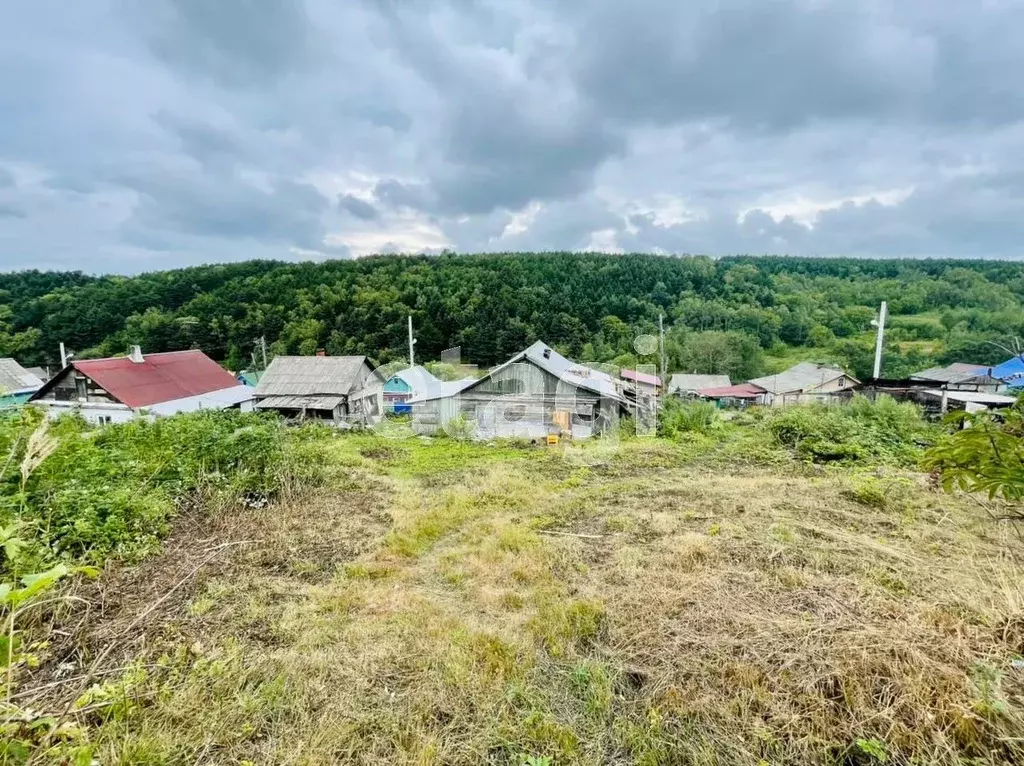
(30, 347, 252, 425)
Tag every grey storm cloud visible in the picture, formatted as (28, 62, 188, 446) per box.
(338, 194, 380, 221)
(137, 0, 318, 88)
(2, 0, 1024, 272)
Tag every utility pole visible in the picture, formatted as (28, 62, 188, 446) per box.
(872, 301, 887, 380)
(259, 336, 268, 370)
(59, 342, 68, 368)
(408, 315, 417, 368)
(658, 314, 666, 385)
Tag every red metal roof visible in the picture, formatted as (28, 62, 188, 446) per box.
(73, 350, 238, 408)
(697, 383, 766, 399)
(620, 368, 662, 387)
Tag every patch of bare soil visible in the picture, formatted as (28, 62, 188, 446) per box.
(20, 476, 392, 709)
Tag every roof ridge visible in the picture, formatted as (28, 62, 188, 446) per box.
(75, 349, 205, 364)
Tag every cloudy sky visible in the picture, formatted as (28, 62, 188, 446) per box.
(3, 0, 1024, 273)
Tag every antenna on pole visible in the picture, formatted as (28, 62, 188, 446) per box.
(658, 314, 666, 387)
(871, 300, 887, 380)
(408, 315, 417, 368)
(59, 342, 74, 368)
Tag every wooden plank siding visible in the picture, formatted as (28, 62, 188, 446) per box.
(412, 360, 617, 439)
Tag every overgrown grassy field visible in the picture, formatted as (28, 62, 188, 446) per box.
(14, 416, 1024, 765)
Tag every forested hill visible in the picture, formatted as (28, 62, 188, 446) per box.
(2, 253, 1024, 380)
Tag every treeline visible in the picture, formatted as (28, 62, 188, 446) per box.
(2, 253, 1024, 380)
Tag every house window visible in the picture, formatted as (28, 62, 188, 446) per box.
(838, 379, 845, 388)
(97, 415, 112, 425)
(503, 404, 527, 422)
(493, 377, 525, 395)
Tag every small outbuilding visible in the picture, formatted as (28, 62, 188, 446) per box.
(919, 388, 1018, 414)
(253, 355, 384, 424)
(695, 382, 767, 407)
(383, 365, 443, 414)
(668, 374, 731, 397)
(0, 359, 46, 409)
(910, 363, 1004, 393)
(619, 368, 662, 395)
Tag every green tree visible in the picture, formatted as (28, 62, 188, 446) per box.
(807, 324, 835, 347)
(924, 399, 1024, 520)
(678, 331, 764, 380)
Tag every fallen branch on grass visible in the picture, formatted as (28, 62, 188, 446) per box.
(536, 529, 608, 540)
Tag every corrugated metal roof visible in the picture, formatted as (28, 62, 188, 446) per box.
(697, 383, 765, 399)
(921, 389, 1017, 406)
(254, 394, 345, 410)
(911, 363, 992, 384)
(254, 356, 370, 397)
(71, 351, 239, 408)
(408, 377, 477, 403)
(668, 374, 731, 392)
(147, 384, 255, 415)
(992, 355, 1024, 388)
(410, 341, 624, 404)
(391, 366, 442, 394)
(0, 359, 44, 394)
(620, 368, 662, 387)
(748, 362, 855, 395)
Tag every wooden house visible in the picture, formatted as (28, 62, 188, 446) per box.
(30, 347, 252, 424)
(383, 365, 445, 414)
(748, 362, 859, 406)
(0, 359, 45, 409)
(410, 341, 627, 440)
(253, 355, 384, 424)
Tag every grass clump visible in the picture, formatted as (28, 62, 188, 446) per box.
(529, 599, 606, 657)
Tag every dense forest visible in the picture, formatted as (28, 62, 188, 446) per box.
(2, 253, 1024, 382)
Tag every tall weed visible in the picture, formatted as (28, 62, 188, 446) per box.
(659, 399, 723, 439)
(0, 410, 329, 576)
(762, 395, 933, 465)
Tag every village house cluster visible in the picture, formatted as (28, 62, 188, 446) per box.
(2, 339, 1022, 438)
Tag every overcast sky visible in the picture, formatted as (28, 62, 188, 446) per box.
(3, 0, 1024, 273)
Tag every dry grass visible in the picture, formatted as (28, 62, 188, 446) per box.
(24, 435, 1024, 764)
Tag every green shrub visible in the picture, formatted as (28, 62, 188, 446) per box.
(659, 399, 723, 439)
(443, 414, 475, 441)
(763, 395, 932, 465)
(0, 410, 330, 576)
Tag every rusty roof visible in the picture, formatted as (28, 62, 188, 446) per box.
(70, 350, 239, 408)
(620, 368, 662, 387)
(697, 383, 766, 399)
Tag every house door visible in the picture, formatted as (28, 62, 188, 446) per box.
(476, 404, 496, 438)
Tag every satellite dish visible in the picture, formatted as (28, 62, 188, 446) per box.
(633, 334, 658, 355)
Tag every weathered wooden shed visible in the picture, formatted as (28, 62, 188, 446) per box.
(253, 355, 384, 424)
(410, 341, 627, 440)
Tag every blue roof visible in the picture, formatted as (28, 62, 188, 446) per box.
(992, 355, 1024, 389)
